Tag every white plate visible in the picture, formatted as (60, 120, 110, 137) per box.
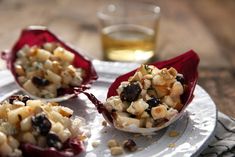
(0, 60, 217, 157)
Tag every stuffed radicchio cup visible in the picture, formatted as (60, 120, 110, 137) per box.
(0, 95, 86, 157)
(1, 26, 97, 102)
(85, 50, 199, 134)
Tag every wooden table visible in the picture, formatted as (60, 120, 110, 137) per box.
(0, 0, 234, 117)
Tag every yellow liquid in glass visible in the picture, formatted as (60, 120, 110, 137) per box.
(102, 24, 156, 63)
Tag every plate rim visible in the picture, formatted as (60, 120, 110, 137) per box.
(190, 85, 218, 157)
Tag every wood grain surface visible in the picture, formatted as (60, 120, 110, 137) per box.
(0, 0, 234, 117)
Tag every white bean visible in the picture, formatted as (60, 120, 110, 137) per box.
(107, 139, 119, 148)
(143, 79, 151, 89)
(23, 80, 39, 95)
(51, 122, 64, 133)
(58, 129, 71, 142)
(36, 49, 51, 61)
(151, 105, 167, 120)
(162, 96, 176, 108)
(20, 116, 32, 131)
(7, 107, 31, 124)
(110, 146, 123, 155)
(0, 131, 7, 145)
(53, 47, 75, 63)
(152, 75, 165, 85)
(170, 81, 184, 97)
(127, 99, 149, 116)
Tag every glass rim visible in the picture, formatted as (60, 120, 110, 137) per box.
(97, 2, 160, 21)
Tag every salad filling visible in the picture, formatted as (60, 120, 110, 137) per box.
(104, 64, 186, 129)
(14, 43, 84, 98)
(0, 95, 86, 157)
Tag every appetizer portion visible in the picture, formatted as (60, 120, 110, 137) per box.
(83, 51, 199, 133)
(104, 64, 185, 129)
(0, 95, 85, 157)
(1, 26, 97, 100)
(14, 43, 84, 98)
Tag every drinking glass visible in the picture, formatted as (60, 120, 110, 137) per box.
(97, 1, 160, 63)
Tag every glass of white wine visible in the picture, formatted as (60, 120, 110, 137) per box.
(97, 1, 160, 63)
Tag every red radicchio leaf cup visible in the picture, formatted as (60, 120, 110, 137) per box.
(84, 50, 199, 134)
(1, 26, 98, 102)
(20, 137, 84, 157)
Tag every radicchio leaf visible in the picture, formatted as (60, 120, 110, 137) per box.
(20, 137, 84, 157)
(1, 26, 98, 97)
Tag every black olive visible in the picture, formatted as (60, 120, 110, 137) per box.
(46, 133, 62, 150)
(123, 139, 137, 152)
(9, 95, 20, 104)
(32, 76, 50, 86)
(176, 74, 185, 84)
(21, 95, 31, 104)
(57, 88, 65, 96)
(18, 114, 22, 121)
(9, 95, 31, 105)
(146, 97, 161, 107)
(32, 113, 51, 136)
(145, 97, 161, 114)
(120, 82, 141, 102)
(130, 114, 136, 118)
